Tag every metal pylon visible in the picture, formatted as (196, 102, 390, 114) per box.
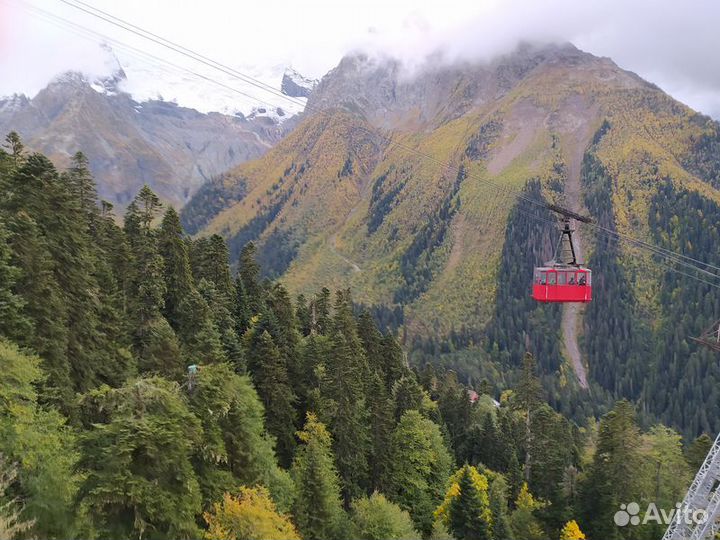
(662, 431, 720, 539)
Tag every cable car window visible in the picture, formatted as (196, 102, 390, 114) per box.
(548, 273, 557, 285)
(558, 272, 566, 285)
(568, 273, 576, 285)
(540, 272, 547, 285)
(578, 273, 587, 286)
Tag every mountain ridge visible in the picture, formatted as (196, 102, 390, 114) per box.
(0, 71, 291, 210)
(182, 41, 720, 435)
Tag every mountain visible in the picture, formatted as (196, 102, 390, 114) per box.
(0, 69, 297, 210)
(188, 41, 720, 435)
(281, 68, 318, 98)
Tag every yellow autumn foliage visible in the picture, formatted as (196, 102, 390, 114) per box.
(560, 519, 586, 540)
(204, 486, 301, 540)
(433, 465, 492, 528)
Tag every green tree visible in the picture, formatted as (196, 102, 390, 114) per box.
(392, 375, 425, 420)
(158, 207, 195, 330)
(2, 211, 70, 398)
(381, 333, 408, 390)
(188, 363, 294, 511)
(0, 339, 79, 538)
(321, 290, 372, 503)
(78, 377, 202, 539)
(244, 324, 297, 468)
(351, 492, 419, 540)
(0, 458, 34, 540)
(686, 433, 713, 471)
(386, 410, 453, 536)
(509, 483, 546, 540)
(291, 413, 345, 540)
(65, 151, 98, 226)
(579, 400, 643, 540)
(238, 243, 264, 314)
(488, 473, 514, 540)
(435, 465, 492, 540)
(0, 219, 31, 342)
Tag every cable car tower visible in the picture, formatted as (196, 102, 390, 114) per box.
(663, 330, 720, 540)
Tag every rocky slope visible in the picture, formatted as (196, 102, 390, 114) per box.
(0, 71, 291, 210)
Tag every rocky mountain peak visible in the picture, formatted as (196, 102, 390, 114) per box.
(281, 68, 317, 98)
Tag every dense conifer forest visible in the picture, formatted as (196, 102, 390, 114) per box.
(0, 132, 709, 539)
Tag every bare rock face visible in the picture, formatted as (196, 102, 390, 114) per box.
(0, 72, 289, 211)
(308, 42, 647, 129)
(281, 68, 317, 99)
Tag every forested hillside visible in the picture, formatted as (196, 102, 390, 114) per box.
(182, 43, 720, 441)
(0, 133, 709, 539)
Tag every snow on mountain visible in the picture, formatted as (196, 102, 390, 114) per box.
(86, 44, 309, 122)
(281, 68, 318, 98)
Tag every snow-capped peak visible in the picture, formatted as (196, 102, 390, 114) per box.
(281, 68, 318, 98)
(83, 43, 311, 122)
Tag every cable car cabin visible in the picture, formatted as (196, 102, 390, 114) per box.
(532, 267, 592, 303)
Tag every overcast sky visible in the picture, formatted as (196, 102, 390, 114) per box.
(2, 0, 720, 118)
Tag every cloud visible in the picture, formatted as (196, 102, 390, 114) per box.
(1, 0, 719, 118)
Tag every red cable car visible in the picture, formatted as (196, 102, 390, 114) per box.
(532, 266, 592, 303)
(531, 205, 593, 303)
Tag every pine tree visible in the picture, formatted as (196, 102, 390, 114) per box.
(238, 242, 264, 313)
(686, 433, 713, 471)
(434, 465, 492, 540)
(198, 278, 243, 366)
(381, 333, 408, 389)
(509, 483, 546, 540)
(158, 207, 195, 330)
(321, 290, 372, 503)
(192, 234, 234, 303)
(178, 287, 225, 364)
(358, 310, 383, 371)
(386, 410, 453, 536)
(579, 400, 642, 540)
(2, 131, 25, 168)
(66, 151, 98, 227)
(233, 274, 253, 338)
(244, 325, 297, 468)
(368, 371, 393, 492)
(0, 339, 79, 538)
(438, 371, 472, 461)
(311, 287, 332, 335)
(392, 375, 425, 420)
(189, 363, 294, 510)
(513, 352, 544, 483)
(296, 293, 311, 336)
(0, 219, 31, 342)
(291, 413, 345, 540)
(488, 474, 514, 540)
(79, 377, 202, 539)
(506, 450, 524, 504)
(2, 212, 71, 397)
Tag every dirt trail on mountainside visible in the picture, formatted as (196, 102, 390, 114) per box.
(556, 96, 597, 390)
